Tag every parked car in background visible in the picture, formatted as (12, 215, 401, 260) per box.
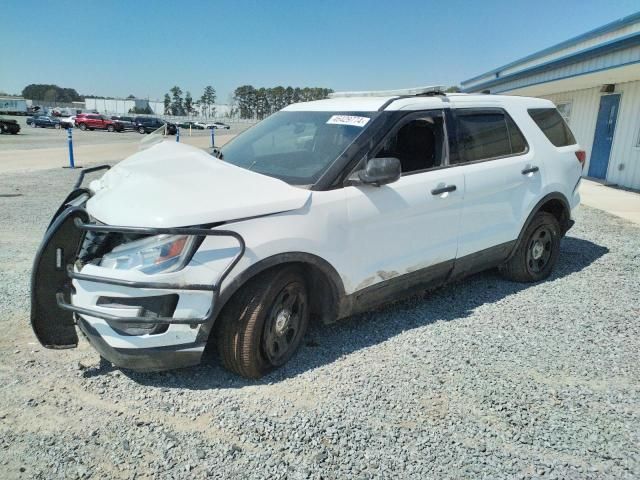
(75, 114, 122, 132)
(25, 115, 40, 126)
(111, 116, 135, 131)
(59, 116, 76, 129)
(177, 120, 205, 130)
(133, 116, 177, 134)
(26, 115, 61, 129)
(206, 121, 231, 129)
(0, 116, 21, 134)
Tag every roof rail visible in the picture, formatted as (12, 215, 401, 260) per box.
(329, 85, 445, 98)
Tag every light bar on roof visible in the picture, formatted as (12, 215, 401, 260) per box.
(328, 85, 445, 98)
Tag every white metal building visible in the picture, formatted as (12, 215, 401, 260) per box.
(84, 98, 165, 115)
(461, 12, 640, 190)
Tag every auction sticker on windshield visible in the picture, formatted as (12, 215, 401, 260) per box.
(326, 115, 370, 127)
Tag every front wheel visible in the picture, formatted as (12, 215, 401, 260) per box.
(107, 125, 115, 132)
(54, 123, 61, 129)
(30, 122, 36, 128)
(138, 126, 146, 134)
(216, 267, 309, 379)
(79, 123, 87, 131)
(500, 212, 561, 283)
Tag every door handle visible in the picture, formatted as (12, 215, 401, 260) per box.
(431, 185, 457, 195)
(522, 166, 539, 175)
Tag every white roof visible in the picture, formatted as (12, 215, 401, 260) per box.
(328, 85, 444, 98)
(283, 97, 395, 112)
(282, 93, 554, 113)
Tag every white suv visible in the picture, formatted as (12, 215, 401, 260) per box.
(31, 86, 584, 378)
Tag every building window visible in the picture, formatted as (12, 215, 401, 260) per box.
(556, 101, 572, 123)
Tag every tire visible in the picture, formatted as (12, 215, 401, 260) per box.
(216, 267, 310, 379)
(138, 126, 146, 134)
(30, 122, 36, 128)
(79, 123, 87, 131)
(500, 212, 561, 283)
(0, 124, 6, 134)
(54, 123, 61, 129)
(107, 125, 115, 132)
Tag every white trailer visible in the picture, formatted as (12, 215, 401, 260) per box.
(0, 97, 28, 115)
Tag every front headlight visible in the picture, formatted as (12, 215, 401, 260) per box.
(100, 234, 197, 274)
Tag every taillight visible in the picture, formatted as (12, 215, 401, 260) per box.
(575, 150, 586, 169)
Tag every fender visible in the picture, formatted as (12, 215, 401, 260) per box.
(196, 251, 347, 341)
(507, 192, 571, 261)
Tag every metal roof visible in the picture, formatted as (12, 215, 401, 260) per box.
(463, 11, 640, 86)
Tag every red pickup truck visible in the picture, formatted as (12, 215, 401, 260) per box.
(74, 114, 123, 132)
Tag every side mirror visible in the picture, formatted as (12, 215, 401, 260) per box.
(358, 157, 401, 186)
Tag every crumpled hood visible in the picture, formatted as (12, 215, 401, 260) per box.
(86, 141, 311, 227)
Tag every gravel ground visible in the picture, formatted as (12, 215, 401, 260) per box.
(0, 167, 639, 479)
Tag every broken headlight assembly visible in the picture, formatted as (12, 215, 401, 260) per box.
(100, 234, 198, 274)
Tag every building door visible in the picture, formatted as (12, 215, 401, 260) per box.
(588, 94, 620, 179)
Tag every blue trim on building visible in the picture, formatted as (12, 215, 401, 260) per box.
(463, 11, 640, 85)
(487, 59, 640, 94)
(462, 31, 640, 93)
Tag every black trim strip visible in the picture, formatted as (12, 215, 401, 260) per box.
(57, 293, 207, 324)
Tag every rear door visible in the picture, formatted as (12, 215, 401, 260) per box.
(345, 109, 464, 294)
(451, 108, 539, 262)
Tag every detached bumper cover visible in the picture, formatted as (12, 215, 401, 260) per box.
(30, 184, 245, 369)
(77, 319, 205, 371)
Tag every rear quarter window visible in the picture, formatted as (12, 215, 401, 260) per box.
(528, 108, 576, 147)
(454, 109, 527, 163)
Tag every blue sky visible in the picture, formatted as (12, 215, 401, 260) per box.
(1, 1, 638, 102)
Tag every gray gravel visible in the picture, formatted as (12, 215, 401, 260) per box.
(1, 166, 639, 479)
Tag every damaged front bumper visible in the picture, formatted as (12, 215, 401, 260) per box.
(31, 168, 245, 371)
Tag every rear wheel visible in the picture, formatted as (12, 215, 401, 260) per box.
(54, 123, 61, 129)
(107, 125, 115, 132)
(138, 126, 146, 134)
(216, 267, 309, 379)
(500, 212, 561, 283)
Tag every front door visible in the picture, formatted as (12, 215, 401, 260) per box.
(345, 110, 464, 294)
(588, 94, 620, 179)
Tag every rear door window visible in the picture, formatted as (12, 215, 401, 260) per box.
(528, 108, 576, 147)
(454, 109, 527, 163)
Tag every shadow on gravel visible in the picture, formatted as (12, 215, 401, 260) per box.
(108, 236, 608, 389)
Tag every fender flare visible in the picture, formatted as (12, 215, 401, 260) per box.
(196, 252, 346, 341)
(507, 192, 571, 261)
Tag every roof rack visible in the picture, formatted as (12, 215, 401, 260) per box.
(328, 85, 445, 98)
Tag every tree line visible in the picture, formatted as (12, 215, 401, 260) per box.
(163, 86, 216, 117)
(21, 84, 83, 103)
(21, 84, 142, 102)
(233, 86, 333, 119)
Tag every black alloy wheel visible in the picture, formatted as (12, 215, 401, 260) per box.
(262, 281, 307, 367)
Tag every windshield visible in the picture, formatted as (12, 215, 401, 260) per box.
(220, 111, 376, 185)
